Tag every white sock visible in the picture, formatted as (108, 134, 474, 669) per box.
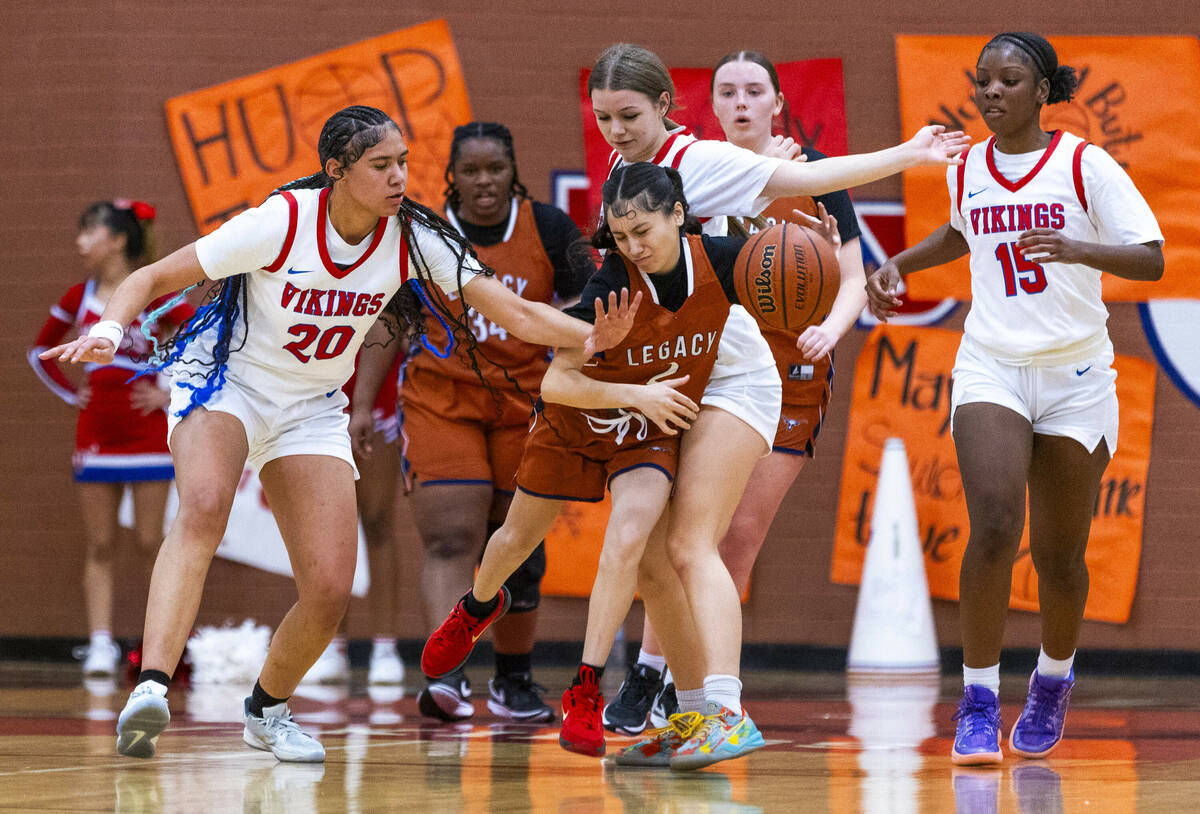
(1037, 647, 1075, 679)
(703, 674, 742, 712)
(91, 630, 113, 646)
(637, 649, 667, 675)
(677, 687, 707, 714)
(662, 667, 674, 687)
(963, 663, 1001, 695)
(372, 638, 397, 657)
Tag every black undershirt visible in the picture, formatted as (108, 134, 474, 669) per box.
(566, 235, 744, 324)
(451, 200, 595, 302)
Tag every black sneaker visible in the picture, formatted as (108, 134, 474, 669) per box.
(418, 670, 474, 722)
(648, 681, 678, 729)
(487, 671, 554, 723)
(602, 663, 663, 735)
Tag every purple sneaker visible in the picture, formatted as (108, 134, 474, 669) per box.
(1009, 669, 1073, 758)
(951, 685, 1003, 766)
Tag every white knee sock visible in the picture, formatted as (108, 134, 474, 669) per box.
(1036, 647, 1075, 679)
(963, 663, 1001, 695)
(703, 674, 742, 712)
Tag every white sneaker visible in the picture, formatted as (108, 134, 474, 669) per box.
(116, 681, 170, 758)
(301, 642, 349, 684)
(83, 640, 121, 676)
(243, 699, 325, 762)
(368, 649, 405, 685)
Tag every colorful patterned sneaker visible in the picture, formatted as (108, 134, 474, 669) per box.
(488, 671, 554, 723)
(951, 685, 1004, 766)
(418, 670, 475, 722)
(1009, 669, 1074, 759)
(669, 702, 765, 772)
(559, 669, 606, 757)
(648, 681, 679, 729)
(421, 587, 511, 679)
(116, 680, 170, 758)
(614, 710, 705, 767)
(243, 698, 325, 762)
(603, 663, 663, 735)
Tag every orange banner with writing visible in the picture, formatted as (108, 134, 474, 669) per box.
(897, 35, 1200, 301)
(166, 20, 471, 234)
(832, 325, 1154, 624)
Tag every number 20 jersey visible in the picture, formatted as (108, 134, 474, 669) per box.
(948, 130, 1159, 365)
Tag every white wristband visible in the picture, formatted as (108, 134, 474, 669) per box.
(88, 320, 125, 350)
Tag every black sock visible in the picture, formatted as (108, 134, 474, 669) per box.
(137, 669, 171, 688)
(464, 590, 500, 619)
(495, 651, 532, 678)
(249, 680, 289, 717)
(571, 663, 604, 688)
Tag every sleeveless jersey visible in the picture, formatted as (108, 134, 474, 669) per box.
(951, 130, 1115, 364)
(183, 187, 409, 407)
(541, 235, 730, 450)
(606, 129, 777, 382)
(409, 198, 555, 393)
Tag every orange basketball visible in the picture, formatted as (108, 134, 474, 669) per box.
(733, 222, 840, 332)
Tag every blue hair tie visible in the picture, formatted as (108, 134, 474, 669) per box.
(408, 278, 456, 359)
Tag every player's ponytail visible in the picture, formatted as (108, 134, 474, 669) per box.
(982, 32, 1078, 105)
(592, 162, 701, 250)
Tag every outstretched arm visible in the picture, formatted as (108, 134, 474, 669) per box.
(40, 245, 207, 365)
(763, 126, 970, 199)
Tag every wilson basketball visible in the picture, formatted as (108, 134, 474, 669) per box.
(733, 223, 840, 332)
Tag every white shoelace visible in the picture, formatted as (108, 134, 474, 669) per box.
(584, 409, 648, 445)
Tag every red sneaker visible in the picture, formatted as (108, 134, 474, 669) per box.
(421, 587, 511, 679)
(559, 668, 606, 757)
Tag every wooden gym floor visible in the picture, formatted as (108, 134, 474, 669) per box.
(1, 662, 1198, 812)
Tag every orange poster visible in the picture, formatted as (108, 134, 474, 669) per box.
(832, 325, 1155, 624)
(896, 35, 1200, 301)
(165, 20, 471, 234)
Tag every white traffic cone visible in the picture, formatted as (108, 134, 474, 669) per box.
(847, 437, 939, 674)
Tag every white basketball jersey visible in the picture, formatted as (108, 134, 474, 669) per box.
(184, 187, 408, 407)
(951, 131, 1110, 364)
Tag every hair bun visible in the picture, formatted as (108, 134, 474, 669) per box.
(1048, 64, 1078, 105)
(114, 198, 157, 221)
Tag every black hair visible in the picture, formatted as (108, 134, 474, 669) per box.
(591, 162, 702, 251)
(79, 200, 157, 263)
(588, 43, 682, 130)
(981, 32, 1078, 104)
(152, 105, 498, 420)
(443, 122, 529, 212)
(711, 50, 781, 95)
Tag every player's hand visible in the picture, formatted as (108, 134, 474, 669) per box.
(1016, 229, 1081, 264)
(796, 324, 838, 361)
(130, 379, 170, 415)
(763, 135, 807, 163)
(905, 125, 971, 166)
(75, 383, 92, 410)
(630, 375, 698, 436)
(585, 288, 642, 356)
(348, 408, 376, 458)
(865, 260, 904, 321)
(792, 202, 841, 251)
(40, 336, 117, 365)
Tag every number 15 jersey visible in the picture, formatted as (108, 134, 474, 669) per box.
(948, 130, 1162, 365)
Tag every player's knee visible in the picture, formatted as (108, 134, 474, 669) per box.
(504, 543, 546, 613)
(1031, 544, 1088, 588)
(85, 537, 115, 562)
(135, 533, 163, 554)
(422, 523, 480, 561)
(359, 511, 394, 548)
(967, 504, 1025, 557)
(303, 573, 353, 622)
(176, 490, 234, 539)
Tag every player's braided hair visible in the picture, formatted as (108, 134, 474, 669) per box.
(442, 122, 530, 212)
(982, 32, 1079, 104)
(151, 105, 495, 420)
(591, 163, 702, 251)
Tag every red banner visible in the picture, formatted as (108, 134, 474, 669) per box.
(580, 59, 848, 230)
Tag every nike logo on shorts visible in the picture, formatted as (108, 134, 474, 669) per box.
(1075, 365, 1092, 376)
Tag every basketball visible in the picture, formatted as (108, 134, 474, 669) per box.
(733, 223, 840, 332)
